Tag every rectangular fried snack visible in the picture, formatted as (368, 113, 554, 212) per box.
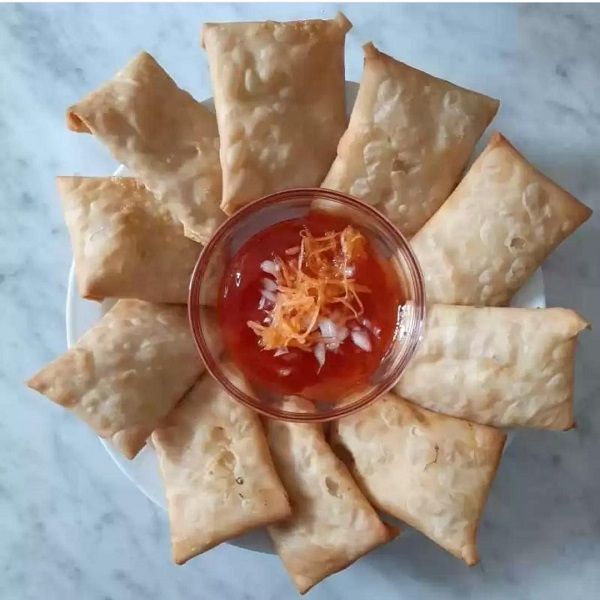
(331, 394, 506, 565)
(109, 305, 225, 460)
(27, 300, 204, 438)
(202, 13, 351, 215)
(395, 304, 589, 429)
(322, 42, 499, 237)
(58, 176, 201, 304)
(411, 133, 592, 305)
(266, 398, 397, 594)
(67, 52, 224, 244)
(152, 374, 291, 564)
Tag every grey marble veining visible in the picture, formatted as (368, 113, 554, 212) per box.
(1, 3, 599, 599)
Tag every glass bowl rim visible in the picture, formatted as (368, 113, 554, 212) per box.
(188, 187, 426, 422)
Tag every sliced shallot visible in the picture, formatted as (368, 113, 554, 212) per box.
(351, 329, 372, 352)
(314, 342, 326, 370)
(262, 277, 277, 292)
(261, 289, 277, 304)
(260, 260, 279, 276)
(336, 325, 349, 343)
(318, 318, 337, 340)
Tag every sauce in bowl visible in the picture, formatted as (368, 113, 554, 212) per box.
(218, 210, 405, 402)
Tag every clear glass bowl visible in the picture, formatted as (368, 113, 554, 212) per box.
(188, 188, 426, 422)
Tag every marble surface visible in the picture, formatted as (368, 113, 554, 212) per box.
(2, 3, 599, 599)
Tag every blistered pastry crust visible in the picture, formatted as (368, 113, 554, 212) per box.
(153, 374, 291, 564)
(27, 300, 203, 437)
(58, 176, 201, 304)
(67, 52, 224, 244)
(411, 133, 592, 305)
(266, 397, 396, 594)
(203, 14, 351, 214)
(395, 305, 589, 429)
(322, 43, 499, 237)
(331, 394, 506, 565)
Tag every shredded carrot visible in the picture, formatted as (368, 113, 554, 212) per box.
(247, 226, 370, 351)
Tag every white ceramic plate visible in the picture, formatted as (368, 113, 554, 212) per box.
(65, 84, 546, 554)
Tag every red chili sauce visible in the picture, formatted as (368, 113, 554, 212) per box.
(217, 211, 404, 402)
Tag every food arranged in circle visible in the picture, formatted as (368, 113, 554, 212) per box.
(27, 12, 591, 595)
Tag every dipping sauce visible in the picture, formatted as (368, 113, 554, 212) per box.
(218, 211, 405, 402)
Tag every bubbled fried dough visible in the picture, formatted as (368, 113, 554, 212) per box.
(411, 133, 592, 306)
(152, 374, 291, 564)
(27, 300, 204, 438)
(331, 394, 506, 565)
(202, 13, 351, 214)
(266, 398, 397, 594)
(395, 305, 589, 429)
(58, 176, 201, 304)
(322, 42, 499, 237)
(67, 52, 224, 244)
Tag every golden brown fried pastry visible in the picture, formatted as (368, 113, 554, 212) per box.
(395, 304, 589, 429)
(202, 13, 351, 214)
(67, 52, 224, 243)
(111, 425, 153, 460)
(266, 398, 397, 594)
(411, 133, 592, 305)
(331, 394, 506, 565)
(58, 176, 201, 304)
(152, 374, 291, 564)
(27, 300, 204, 438)
(322, 42, 499, 237)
